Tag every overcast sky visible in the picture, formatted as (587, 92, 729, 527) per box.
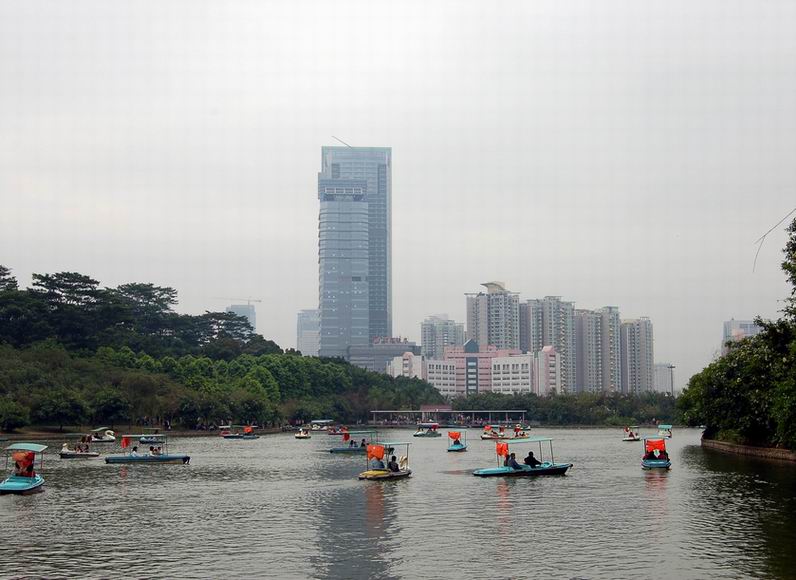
(1, 1, 794, 388)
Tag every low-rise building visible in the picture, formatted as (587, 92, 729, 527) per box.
(386, 351, 424, 379)
(491, 354, 534, 395)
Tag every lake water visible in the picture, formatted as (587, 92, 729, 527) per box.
(1, 428, 794, 579)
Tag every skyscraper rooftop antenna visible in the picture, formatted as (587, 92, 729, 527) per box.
(332, 135, 354, 148)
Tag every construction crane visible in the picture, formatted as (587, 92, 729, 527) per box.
(212, 297, 263, 306)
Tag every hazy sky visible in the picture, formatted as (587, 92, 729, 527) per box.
(1, 1, 794, 389)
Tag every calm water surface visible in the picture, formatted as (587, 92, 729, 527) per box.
(1, 428, 795, 579)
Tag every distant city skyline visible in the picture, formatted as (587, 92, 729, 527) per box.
(2, 1, 793, 391)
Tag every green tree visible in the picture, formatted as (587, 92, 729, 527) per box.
(0, 398, 29, 431)
(31, 388, 87, 430)
(90, 388, 131, 427)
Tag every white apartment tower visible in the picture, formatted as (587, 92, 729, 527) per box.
(575, 309, 602, 393)
(520, 296, 575, 393)
(620, 318, 655, 394)
(465, 282, 520, 350)
(421, 315, 465, 360)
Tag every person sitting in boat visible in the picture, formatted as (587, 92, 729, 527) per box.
(360, 439, 367, 448)
(453, 438, 461, 446)
(371, 457, 386, 470)
(348, 439, 356, 448)
(523, 451, 542, 468)
(643, 449, 657, 460)
(61, 443, 70, 453)
(387, 455, 400, 472)
(149, 446, 157, 456)
(506, 453, 522, 470)
(130, 446, 140, 457)
(658, 449, 669, 460)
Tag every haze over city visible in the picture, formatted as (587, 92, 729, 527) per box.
(2, 1, 794, 389)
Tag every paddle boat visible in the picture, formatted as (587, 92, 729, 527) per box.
(622, 426, 641, 442)
(294, 428, 312, 439)
(473, 436, 573, 477)
(358, 442, 412, 480)
(641, 437, 671, 470)
(222, 425, 259, 440)
(327, 431, 376, 454)
(90, 427, 116, 443)
(311, 419, 335, 431)
(657, 424, 673, 439)
(0, 443, 47, 495)
(447, 430, 467, 452)
(480, 425, 530, 440)
(59, 442, 100, 459)
(413, 422, 442, 437)
(104, 435, 190, 464)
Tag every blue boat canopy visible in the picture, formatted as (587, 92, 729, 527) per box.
(658, 424, 673, 429)
(642, 436, 667, 442)
(311, 419, 335, 424)
(6, 443, 48, 453)
(376, 441, 411, 446)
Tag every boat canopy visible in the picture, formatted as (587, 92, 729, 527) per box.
(658, 424, 673, 430)
(6, 443, 48, 453)
(339, 430, 376, 435)
(311, 419, 335, 425)
(377, 441, 411, 447)
(91, 427, 111, 432)
(417, 422, 439, 427)
(504, 436, 552, 444)
(644, 438, 667, 452)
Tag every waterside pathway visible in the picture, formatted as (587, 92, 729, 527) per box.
(1, 428, 794, 579)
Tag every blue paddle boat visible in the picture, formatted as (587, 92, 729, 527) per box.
(447, 430, 467, 452)
(139, 429, 166, 445)
(641, 437, 671, 470)
(328, 431, 377, 454)
(358, 442, 412, 480)
(657, 424, 673, 439)
(473, 436, 573, 477)
(0, 443, 48, 495)
(104, 435, 190, 465)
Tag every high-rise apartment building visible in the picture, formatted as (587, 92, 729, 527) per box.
(654, 363, 675, 395)
(317, 146, 391, 358)
(296, 309, 320, 356)
(575, 309, 602, 393)
(620, 318, 655, 394)
(465, 282, 520, 350)
(226, 304, 256, 331)
(420, 315, 465, 360)
(534, 345, 561, 396)
(520, 296, 575, 393)
(721, 319, 763, 355)
(599, 306, 621, 392)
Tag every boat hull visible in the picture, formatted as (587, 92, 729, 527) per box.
(641, 459, 671, 470)
(139, 436, 166, 444)
(105, 454, 190, 465)
(480, 435, 530, 441)
(329, 447, 367, 454)
(473, 463, 573, 477)
(59, 452, 100, 459)
(358, 469, 412, 480)
(294, 434, 311, 439)
(0, 474, 45, 495)
(622, 437, 641, 442)
(447, 444, 468, 452)
(90, 437, 115, 443)
(413, 432, 442, 438)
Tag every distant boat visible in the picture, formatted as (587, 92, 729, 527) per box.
(59, 442, 100, 459)
(90, 428, 116, 443)
(295, 428, 312, 439)
(657, 424, 673, 439)
(0, 443, 48, 495)
(327, 430, 376, 453)
(413, 423, 442, 438)
(622, 426, 641, 442)
(447, 430, 467, 452)
(473, 437, 573, 478)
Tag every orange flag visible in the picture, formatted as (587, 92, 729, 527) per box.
(448, 431, 461, 440)
(243, 426, 253, 434)
(121, 436, 131, 449)
(484, 425, 492, 431)
(496, 442, 509, 457)
(645, 439, 667, 453)
(366, 444, 385, 461)
(343, 432, 351, 442)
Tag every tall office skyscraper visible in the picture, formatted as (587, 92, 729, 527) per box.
(226, 304, 256, 331)
(317, 146, 392, 358)
(296, 309, 320, 356)
(465, 282, 520, 350)
(421, 314, 465, 360)
(620, 317, 655, 394)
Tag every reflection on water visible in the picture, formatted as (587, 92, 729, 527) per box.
(0, 429, 795, 579)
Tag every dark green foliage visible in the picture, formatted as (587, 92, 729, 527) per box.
(0, 398, 29, 431)
(678, 218, 796, 449)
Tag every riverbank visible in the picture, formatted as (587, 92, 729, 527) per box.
(702, 437, 796, 463)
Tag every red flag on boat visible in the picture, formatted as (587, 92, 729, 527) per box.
(496, 442, 509, 457)
(448, 431, 461, 440)
(366, 444, 385, 461)
(343, 432, 351, 442)
(514, 426, 520, 433)
(484, 425, 492, 431)
(243, 426, 253, 434)
(121, 436, 130, 449)
(644, 439, 667, 453)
